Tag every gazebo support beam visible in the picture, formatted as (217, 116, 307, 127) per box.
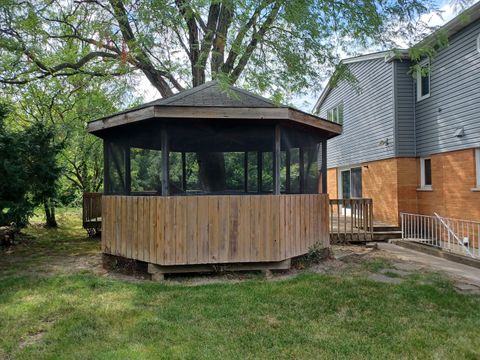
(244, 152, 248, 193)
(181, 152, 187, 192)
(274, 125, 281, 195)
(161, 125, 169, 196)
(321, 140, 327, 194)
(257, 151, 263, 193)
(286, 149, 291, 194)
(125, 146, 131, 195)
(299, 147, 305, 193)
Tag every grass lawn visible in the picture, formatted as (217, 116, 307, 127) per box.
(1, 209, 480, 359)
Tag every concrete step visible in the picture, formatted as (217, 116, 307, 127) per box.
(373, 225, 401, 232)
(373, 230, 403, 241)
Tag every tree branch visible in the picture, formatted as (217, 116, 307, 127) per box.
(229, 1, 281, 84)
(175, 0, 203, 86)
(211, 3, 233, 76)
(222, 0, 273, 74)
(109, 0, 175, 96)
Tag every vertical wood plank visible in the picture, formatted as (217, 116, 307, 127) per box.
(250, 196, 260, 261)
(186, 196, 198, 264)
(272, 196, 280, 261)
(149, 197, 156, 263)
(114, 196, 121, 256)
(279, 195, 285, 260)
(295, 195, 301, 256)
(164, 197, 175, 265)
(208, 197, 220, 263)
(175, 196, 187, 264)
(132, 197, 139, 260)
(197, 197, 209, 264)
(218, 196, 229, 262)
(229, 196, 240, 262)
(142, 196, 148, 261)
(155, 197, 164, 264)
(101, 196, 106, 252)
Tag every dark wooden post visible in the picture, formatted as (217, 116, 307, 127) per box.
(299, 147, 305, 193)
(181, 152, 187, 191)
(125, 146, 131, 195)
(103, 141, 109, 194)
(244, 152, 248, 193)
(321, 140, 328, 194)
(274, 125, 281, 195)
(161, 125, 169, 196)
(257, 151, 263, 193)
(286, 149, 291, 194)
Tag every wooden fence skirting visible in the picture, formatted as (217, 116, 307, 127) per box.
(329, 198, 374, 242)
(102, 194, 330, 266)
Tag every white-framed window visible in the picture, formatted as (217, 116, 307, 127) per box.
(420, 157, 432, 189)
(416, 59, 431, 101)
(327, 102, 344, 124)
(476, 148, 480, 188)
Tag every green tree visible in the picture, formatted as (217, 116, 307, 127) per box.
(0, 0, 456, 190)
(0, 101, 32, 227)
(15, 77, 138, 201)
(0, 101, 62, 228)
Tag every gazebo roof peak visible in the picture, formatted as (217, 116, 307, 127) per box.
(145, 81, 278, 108)
(87, 81, 342, 136)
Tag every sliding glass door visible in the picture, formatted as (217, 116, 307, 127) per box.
(340, 167, 362, 200)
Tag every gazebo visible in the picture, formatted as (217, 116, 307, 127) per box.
(87, 81, 341, 278)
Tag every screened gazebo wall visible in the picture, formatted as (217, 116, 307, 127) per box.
(102, 119, 327, 197)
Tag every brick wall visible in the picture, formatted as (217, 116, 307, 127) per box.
(361, 158, 400, 225)
(327, 159, 402, 225)
(326, 148, 480, 226)
(417, 148, 480, 221)
(327, 168, 337, 198)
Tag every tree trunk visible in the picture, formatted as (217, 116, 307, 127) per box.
(44, 201, 57, 228)
(197, 152, 226, 192)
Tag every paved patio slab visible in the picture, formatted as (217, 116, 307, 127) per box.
(378, 243, 480, 286)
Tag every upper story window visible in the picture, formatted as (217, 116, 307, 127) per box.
(327, 102, 343, 124)
(420, 157, 432, 189)
(416, 59, 431, 102)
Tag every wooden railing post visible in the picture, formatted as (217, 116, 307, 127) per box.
(328, 198, 374, 243)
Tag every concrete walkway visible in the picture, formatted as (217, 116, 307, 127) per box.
(378, 243, 480, 286)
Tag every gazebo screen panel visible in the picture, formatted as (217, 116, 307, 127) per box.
(281, 126, 322, 194)
(103, 120, 325, 195)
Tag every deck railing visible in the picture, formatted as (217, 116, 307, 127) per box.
(329, 198, 374, 242)
(401, 212, 480, 259)
(83, 192, 102, 235)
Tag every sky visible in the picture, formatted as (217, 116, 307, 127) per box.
(134, 0, 473, 112)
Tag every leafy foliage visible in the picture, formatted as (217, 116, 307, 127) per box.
(0, 101, 62, 227)
(0, 0, 439, 101)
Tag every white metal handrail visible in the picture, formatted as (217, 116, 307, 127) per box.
(401, 212, 480, 259)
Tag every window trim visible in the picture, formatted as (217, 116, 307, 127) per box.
(419, 157, 432, 190)
(327, 102, 343, 124)
(416, 59, 431, 102)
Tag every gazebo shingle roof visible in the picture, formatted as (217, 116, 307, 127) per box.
(148, 81, 277, 108)
(87, 81, 342, 137)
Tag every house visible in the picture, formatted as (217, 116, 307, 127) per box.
(86, 81, 341, 277)
(313, 3, 480, 226)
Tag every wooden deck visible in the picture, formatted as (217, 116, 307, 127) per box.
(83, 192, 102, 236)
(329, 199, 374, 242)
(102, 194, 330, 266)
